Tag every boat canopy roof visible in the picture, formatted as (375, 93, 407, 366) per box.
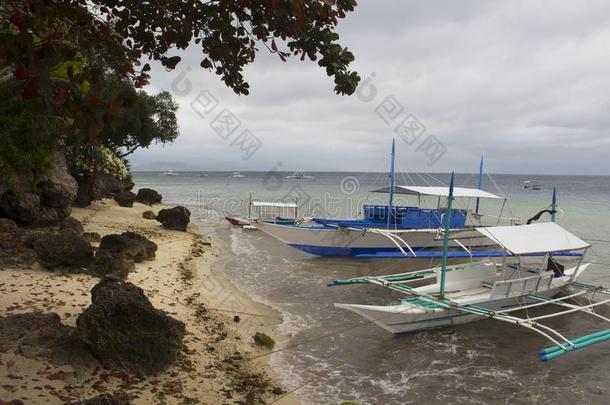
(251, 201, 297, 208)
(371, 185, 503, 199)
(475, 222, 590, 255)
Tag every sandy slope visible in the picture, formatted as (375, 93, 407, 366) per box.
(0, 199, 299, 404)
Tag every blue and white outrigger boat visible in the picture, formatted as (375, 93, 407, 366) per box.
(329, 174, 610, 361)
(255, 142, 515, 258)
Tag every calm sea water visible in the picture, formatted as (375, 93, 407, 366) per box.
(133, 171, 610, 405)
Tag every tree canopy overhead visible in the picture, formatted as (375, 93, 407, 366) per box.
(2, 0, 360, 104)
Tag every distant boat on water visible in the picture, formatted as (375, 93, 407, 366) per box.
(523, 180, 541, 190)
(286, 171, 314, 180)
(230, 172, 245, 178)
(163, 169, 179, 176)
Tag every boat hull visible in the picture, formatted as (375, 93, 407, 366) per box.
(254, 221, 496, 257)
(336, 289, 561, 334)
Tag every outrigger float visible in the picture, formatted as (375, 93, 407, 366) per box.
(329, 174, 610, 361)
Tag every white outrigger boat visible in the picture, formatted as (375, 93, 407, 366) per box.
(225, 194, 299, 229)
(330, 174, 610, 361)
(255, 147, 518, 258)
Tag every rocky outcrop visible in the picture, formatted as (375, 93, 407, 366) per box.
(76, 279, 185, 376)
(60, 216, 84, 235)
(0, 151, 77, 225)
(73, 173, 134, 207)
(114, 191, 136, 207)
(98, 232, 157, 262)
(156, 206, 190, 231)
(88, 250, 135, 280)
(136, 188, 162, 206)
(34, 231, 94, 269)
(0, 218, 19, 250)
(0, 312, 97, 367)
(0, 192, 43, 225)
(38, 151, 78, 208)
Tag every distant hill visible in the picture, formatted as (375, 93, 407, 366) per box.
(131, 162, 205, 171)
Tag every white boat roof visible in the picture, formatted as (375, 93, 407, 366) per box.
(372, 185, 503, 199)
(252, 201, 298, 208)
(475, 222, 590, 255)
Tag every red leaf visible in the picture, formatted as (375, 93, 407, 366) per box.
(51, 88, 67, 107)
(109, 99, 121, 113)
(21, 81, 37, 100)
(10, 14, 24, 30)
(14, 65, 29, 80)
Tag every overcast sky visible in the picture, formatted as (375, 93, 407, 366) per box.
(132, 0, 610, 175)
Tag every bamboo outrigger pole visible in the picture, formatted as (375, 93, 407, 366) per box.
(439, 172, 455, 298)
(551, 186, 557, 223)
(387, 139, 396, 229)
(475, 156, 483, 214)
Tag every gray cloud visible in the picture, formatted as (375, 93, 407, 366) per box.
(132, 0, 610, 175)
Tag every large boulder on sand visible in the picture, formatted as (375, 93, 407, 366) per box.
(76, 279, 185, 375)
(156, 206, 191, 231)
(88, 250, 135, 280)
(114, 191, 136, 207)
(60, 216, 84, 235)
(0, 312, 96, 367)
(34, 231, 94, 269)
(98, 232, 157, 262)
(136, 188, 162, 205)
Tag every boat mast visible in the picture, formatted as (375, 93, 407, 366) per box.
(475, 156, 483, 214)
(387, 139, 396, 228)
(439, 172, 455, 298)
(551, 187, 557, 223)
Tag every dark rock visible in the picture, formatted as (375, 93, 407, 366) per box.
(72, 173, 100, 207)
(233, 315, 240, 323)
(67, 391, 131, 405)
(136, 188, 162, 205)
(98, 232, 157, 262)
(0, 192, 42, 225)
(88, 250, 135, 280)
(156, 206, 191, 231)
(0, 192, 69, 227)
(20, 228, 48, 248)
(34, 231, 94, 269)
(60, 217, 84, 235)
(73, 172, 135, 208)
(114, 191, 136, 208)
(142, 210, 157, 220)
(37, 151, 78, 208)
(0, 151, 76, 224)
(76, 279, 185, 375)
(0, 218, 19, 250)
(82, 231, 102, 243)
(0, 312, 97, 368)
